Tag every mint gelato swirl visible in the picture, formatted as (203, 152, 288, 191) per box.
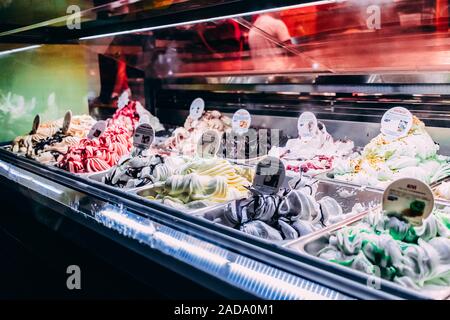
(318, 209, 450, 290)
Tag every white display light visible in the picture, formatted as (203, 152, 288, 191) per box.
(0, 45, 41, 56)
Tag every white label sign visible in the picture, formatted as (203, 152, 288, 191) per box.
(30, 114, 40, 134)
(298, 112, 318, 141)
(118, 91, 130, 109)
(133, 123, 155, 150)
(189, 98, 205, 121)
(232, 109, 251, 135)
(197, 129, 221, 158)
(381, 107, 413, 140)
(382, 178, 434, 226)
(87, 120, 107, 140)
(62, 111, 72, 135)
(253, 156, 286, 195)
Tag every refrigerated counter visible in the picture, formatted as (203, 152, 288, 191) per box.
(0, 0, 449, 299)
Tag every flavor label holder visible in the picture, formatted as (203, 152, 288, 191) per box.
(380, 107, 413, 140)
(30, 114, 40, 135)
(232, 109, 251, 135)
(189, 98, 205, 121)
(87, 120, 107, 140)
(133, 123, 155, 156)
(197, 129, 221, 158)
(382, 178, 434, 226)
(297, 111, 318, 141)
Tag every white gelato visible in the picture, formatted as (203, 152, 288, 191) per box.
(436, 181, 450, 200)
(163, 110, 231, 156)
(333, 117, 450, 188)
(269, 122, 355, 175)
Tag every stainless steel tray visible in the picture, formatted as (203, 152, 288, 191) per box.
(318, 171, 450, 205)
(1, 145, 12, 151)
(87, 168, 112, 182)
(306, 178, 382, 214)
(75, 169, 110, 179)
(314, 171, 385, 192)
(285, 210, 372, 253)
(224, 156, 264, 167)
(130, 184, 233, 216)
(203, 201, 295, 247)
(287, 208, 450, 300)
(203, 179, 383, 246)
(285, 167, 333, 179)
(88, 168, 152, 189)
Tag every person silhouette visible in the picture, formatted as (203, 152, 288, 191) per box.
(248, 12, 292, 70)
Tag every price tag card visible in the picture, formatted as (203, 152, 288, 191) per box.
(62, 111, 72, 135)
(232, 109, 251, 135)
(197, 129, 220, 158)
(190, 98, 205, 121)
(30, 114, 40, 134)
(253, 156, 286, 195)
(87, 120, 107, 140)
(298, 112, 318, 141)
(118, 91, 130, 109)
(133, 123, 155, 150)
(381, 107, 413, 140)
(382, 178, 434, 226)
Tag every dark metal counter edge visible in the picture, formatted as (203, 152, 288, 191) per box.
(0, 176, 256, 300)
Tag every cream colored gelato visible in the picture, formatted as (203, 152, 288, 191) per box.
(333, 117, 450, 188)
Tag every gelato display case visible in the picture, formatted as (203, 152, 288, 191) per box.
(0, 0, 450, 299)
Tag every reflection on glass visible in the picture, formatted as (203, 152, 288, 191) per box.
(248, 13, 292, 71)
(78, 0, 450, 77)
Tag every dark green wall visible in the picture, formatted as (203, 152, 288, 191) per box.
(0, 44, 91, 141)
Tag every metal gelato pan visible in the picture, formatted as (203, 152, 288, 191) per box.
(315, 171, 385, 192)
(224, 156, 265, 167)
(202, 179, 383, 247)
(320, 171, 450, 205)
(287, 208, 450, 300)
(76, 169, 110, 180)
(131, 184, 232, 217)
(86, 168, 112, 182)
